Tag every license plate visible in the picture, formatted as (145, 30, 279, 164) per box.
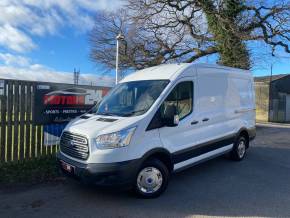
(60, 161, 75, 173)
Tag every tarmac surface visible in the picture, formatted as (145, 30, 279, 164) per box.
(1, 124, 290, 218)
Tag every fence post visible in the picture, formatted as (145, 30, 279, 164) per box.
(6, 81, 13, 162)
(19, 84, 25, 160)
(0, 81, 7, 162)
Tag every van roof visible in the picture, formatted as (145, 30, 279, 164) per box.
(121, 63, 250, 82)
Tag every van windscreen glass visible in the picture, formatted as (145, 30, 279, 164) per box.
(96, 80, 169, 117)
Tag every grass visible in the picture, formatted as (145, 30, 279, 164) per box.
(0, 155, 62, 185)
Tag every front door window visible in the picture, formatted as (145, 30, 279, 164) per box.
(161, 81, 193, 120)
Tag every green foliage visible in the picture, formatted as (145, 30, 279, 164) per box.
(202, 0, 250, 69)
(0, 155, 61, 184)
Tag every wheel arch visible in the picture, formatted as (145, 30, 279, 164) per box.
(140, 148, 173, 172)
(236, 128, 250, 148)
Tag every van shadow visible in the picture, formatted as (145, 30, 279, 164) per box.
(70, 146, 290, 218)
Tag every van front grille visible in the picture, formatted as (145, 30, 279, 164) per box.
(60, 132, 89, 160)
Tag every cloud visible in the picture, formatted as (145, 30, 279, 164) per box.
(0, 1, 120, 86)
(0, 64, 114, 87)
(0, 24, 36, 52)
(0, 52, 31, 66)
(0, 53, 114, 87)
(0, 0, 124, 52)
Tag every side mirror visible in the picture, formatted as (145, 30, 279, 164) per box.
(163, 104, 179, 127)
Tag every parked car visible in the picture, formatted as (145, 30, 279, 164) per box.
(57, 63, 256, 198)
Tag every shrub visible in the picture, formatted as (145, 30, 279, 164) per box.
(0, 155, 62, 184)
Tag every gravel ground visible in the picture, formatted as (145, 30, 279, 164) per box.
(1, 124, 290, 218)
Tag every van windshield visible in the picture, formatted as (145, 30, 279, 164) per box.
(96, 80, 169, 117)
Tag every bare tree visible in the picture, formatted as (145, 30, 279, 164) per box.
(90, 0, 290, 70)
(89, 9, 170, 71)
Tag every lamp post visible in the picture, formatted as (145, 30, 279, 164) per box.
(116, 33, 125, 84)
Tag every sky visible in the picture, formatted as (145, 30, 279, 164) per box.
(0, 0, 289, 87)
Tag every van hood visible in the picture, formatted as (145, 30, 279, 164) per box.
(64, 114, 141, 138)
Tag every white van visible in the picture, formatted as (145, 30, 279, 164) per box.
(57, 63, 256, 198)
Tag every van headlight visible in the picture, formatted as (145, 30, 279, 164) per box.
(96, 127, 136, 149)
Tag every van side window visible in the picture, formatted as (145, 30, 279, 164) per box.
(161, 81, 193, 120)
(147, 81, 193, 130)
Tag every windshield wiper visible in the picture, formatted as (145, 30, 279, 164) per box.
(121, 109, 148, 117)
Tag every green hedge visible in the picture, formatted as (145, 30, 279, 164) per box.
(0, 155, 62, 184)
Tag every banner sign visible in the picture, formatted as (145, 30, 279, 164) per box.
(43, 123, 67, 146)
(34, 83, 110, 124)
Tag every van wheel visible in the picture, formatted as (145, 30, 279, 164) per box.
(229, 135, 247, 161)
(135, 158, 169, 198)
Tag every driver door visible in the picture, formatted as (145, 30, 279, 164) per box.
(158, 78, 202, 160)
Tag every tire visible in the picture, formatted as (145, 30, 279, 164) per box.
(229, 135, 248, 161)
(134, 158, 169, 198)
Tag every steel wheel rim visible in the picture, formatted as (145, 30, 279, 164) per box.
(237, 140, 246, 158)
(137, 167, 163, 194)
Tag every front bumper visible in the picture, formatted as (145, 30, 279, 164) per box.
(57, 152, 141, 186)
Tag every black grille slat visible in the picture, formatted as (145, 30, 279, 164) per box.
(61, 134, 87, 144)
(61, 139, 88, 150)
(61, 143, 88, 152)
(60, 132, 89, 160)
(61, 147, 88, 159)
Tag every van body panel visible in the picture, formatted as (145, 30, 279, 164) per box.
(57, 63, 256, 187)
(121, 64, 189, 82)
(173, 144, 234, 171)
(63, 114, 165, 164)
(65, 114, 141, 139)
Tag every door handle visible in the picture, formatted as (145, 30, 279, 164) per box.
(191, 120, 199, 125)
(202, 118, 209, 122)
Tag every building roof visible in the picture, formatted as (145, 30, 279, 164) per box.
(254, 74, 290, 83)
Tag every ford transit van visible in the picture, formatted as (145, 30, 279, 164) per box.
(57, 63, 256, 198)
